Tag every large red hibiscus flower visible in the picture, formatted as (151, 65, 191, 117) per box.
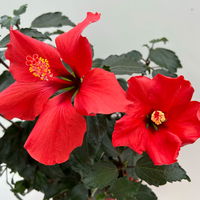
(0, 12, 129, 165)
(112, 74, 200, 165)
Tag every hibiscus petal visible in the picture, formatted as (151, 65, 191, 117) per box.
(6, 29, 68, 82)
(168, 101, 200, 145)
(112, 113, 148, 154)
(152, 74, 194, 113)
(55, 12, 100, 77)
(0, 81, 60, 120)
(74, 68, 130, 115)
(146, 130, 181, 165)
(24, 93, 86, 165)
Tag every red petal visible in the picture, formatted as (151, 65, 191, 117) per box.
(55, 12, 100, 77)
(168, 101, 200, 145)
(112, 113, 148, 154)
(24, 93, 86, 165)
(151, 74, 194, 113)
(146, 130, 181, 165)
(74, 68, 130, 115)
(0, 81, 60, 120)
(6, 29, 68, 82)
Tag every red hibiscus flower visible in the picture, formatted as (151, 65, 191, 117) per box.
(112, 74, 200, 165)
(0, 12, 129, 165)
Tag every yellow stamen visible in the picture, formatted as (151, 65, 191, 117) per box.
(151, 110, 166, 125)
(26, 54, 53, 81)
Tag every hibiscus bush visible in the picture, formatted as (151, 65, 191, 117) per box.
(0, 4, 199, 200)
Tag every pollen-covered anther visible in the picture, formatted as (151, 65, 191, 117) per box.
(26, 54, 53, 81)
(151, 110, 166, 125)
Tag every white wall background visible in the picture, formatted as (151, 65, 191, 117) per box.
(0, 0, 200, 199)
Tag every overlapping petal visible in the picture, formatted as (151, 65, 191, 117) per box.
(113, 74, 200, 165)
(112, 113, 148, 154)
(6, 29, 69, 82)
(56, 12, 100, 77)
(0, 81, 60, 120)
(74, 68, 130, 115)
(146, 130, 181, 165)
(24, 93, 86, 165)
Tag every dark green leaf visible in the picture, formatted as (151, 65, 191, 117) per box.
(150, 37, 168, 44)
(101, 133, 119, 158)
(152, 69, 177, 77)
(120, 148, 142, 179)
(109, 177, 157, 200)
(20, 28, 51, 41)
(103, 50, 146, 75)
(13, 4, 27, 16)
(31, 12, 75, 28)
(86, 115, 108, 147)
(117, 78, 128, 91)
(149, 48, 182, 73)
(135, 154, 190, 186)
(69, 184, 88, 200)
(0, 71, 14, 92)
(83, 161, 118, 189)
(13, 180, 29, 194)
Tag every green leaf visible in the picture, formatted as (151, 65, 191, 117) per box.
(120, 148, 142, 179)
(69, 184, 88, 200)
(149, 48, 182, 73)
(152, 69, 177, 77)
(109, 177, 157, 200)
(20, 28, 51, 41)
(103, 50, 146, 75)
(31, 12, 75, 28)
(0, 34, 10, 47)
(150, 37, 168, 44)
(117, 78, 128, 91)
(13, 4, 27, 16)
(92, 58, 104, 68)
(0, 15, 12, 29)
(13, 180, 29, 194)
(86, 115, 108, 148)
(135, 154, 190, 186)
(83, 161, 118, 189)
(0, 51, 5, 61)
(0, 71, 14, 92)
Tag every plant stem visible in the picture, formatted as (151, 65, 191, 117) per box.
(0, 58, 9, 69)
(0, 122, 6, 131)
(6, 168, 23, 200)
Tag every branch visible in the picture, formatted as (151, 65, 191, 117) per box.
(0, 122, 6, 131)
(0, 58, 9, 69)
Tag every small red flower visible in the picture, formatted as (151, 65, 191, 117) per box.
(112, 74, 200, 165)
(0, 12, 129, 165)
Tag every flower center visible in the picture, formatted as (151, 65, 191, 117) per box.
(26, 54, 53, 81)
(151, 110, 166, 125)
